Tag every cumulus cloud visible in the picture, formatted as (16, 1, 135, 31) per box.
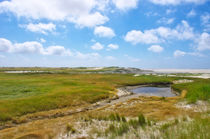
(148, 45, 164, 53)
(91, 42, 104, 50)
(94, 26, 115, 38)
(0, 38, 72, 56)
(44, 46, 72, 56)
(21, 23, 56, 34)
(125, 20, 195, 45)
(153, 21, 195, 40)
(112, 0, 139, 10)
(174, 50, 186, 57)
(11, 41, 44, 54)
(0, 38, 12, 52)
(107, 44, 119, 50)
(124, 30, 160, 44)
(0, 0, 108, 28)
(69, 12, 109, 28)
(149, 0, 207, 5)
(95, 0, 110, 11)
(0, 38, 104, 59)
(196, 32, 210, 51)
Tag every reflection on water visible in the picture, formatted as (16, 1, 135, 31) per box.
(131, 86, 176, 97)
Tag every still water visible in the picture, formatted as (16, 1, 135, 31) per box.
(131, 86, 176, 97)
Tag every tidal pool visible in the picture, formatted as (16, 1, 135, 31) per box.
(131, 86, 176, 97)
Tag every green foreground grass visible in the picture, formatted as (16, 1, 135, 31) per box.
(0, 72, 209, 123)
(73, 113, 209, 139)
(160, 116, 210, 139)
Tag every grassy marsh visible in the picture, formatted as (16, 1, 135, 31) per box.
(172, 78, 210, 103)
(0, 73, 174, 122)
(0, 68, 209, 139)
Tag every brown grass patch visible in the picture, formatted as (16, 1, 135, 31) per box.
(103, 96, 195, 121)
(180, 90, 188, 98)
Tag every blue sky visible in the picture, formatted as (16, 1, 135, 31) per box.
(0, 0, 210, 68)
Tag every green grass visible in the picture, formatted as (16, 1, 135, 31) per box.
(160, 117, 210, 139)
(0, 71, 209, 123)
(103, 115, 209, 139)
(105, 114, 148, 137)
(172, 79, 210, 103)
(0, 73, 175, 122)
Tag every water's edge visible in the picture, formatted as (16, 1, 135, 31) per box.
(120, 83, 179, 97)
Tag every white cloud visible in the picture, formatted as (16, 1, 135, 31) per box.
(157, 17, 175, 24)
(0, 38, 72, 56)
(201, 13, 210, 25)
(0, 0, 95, 20)
(11, 41, 44, 54)
(69, 12, 109, 28)
(94, 26, 115, 38)
(187, 9, 196, 17)
(91, 42, 104, 50)
(173, 50, 204, 57)
(21, 23, 56, 34)
(124, 30, 160, 44)
(174, 20, 195, 40)
(154, 21, 195, 40)
(149, 0, 207, 5)
(201, 13, 210, 32)
(0, 0, 108, 28)
(40, 38, 46, 43)
(95, 0, 110, 11)
(0, 38, 104, 59)
(125, 20, 195, 45)
(196, 32, 210, 51)
(0, 38, 12, 52)
(107, 44, 119, 50)
(112, 0, 138, 10)
(174, 50, 186, 57)
(44, 46, 72, 56)
(148, 45, 164, 53)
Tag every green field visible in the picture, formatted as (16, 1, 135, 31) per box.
(0, 73, 174, 122)
(0, 69, 209, 138)
(172, 78, 210, 103)
(0, 71, 210, 123)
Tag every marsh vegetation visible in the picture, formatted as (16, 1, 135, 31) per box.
(0, 67, 209, 139)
